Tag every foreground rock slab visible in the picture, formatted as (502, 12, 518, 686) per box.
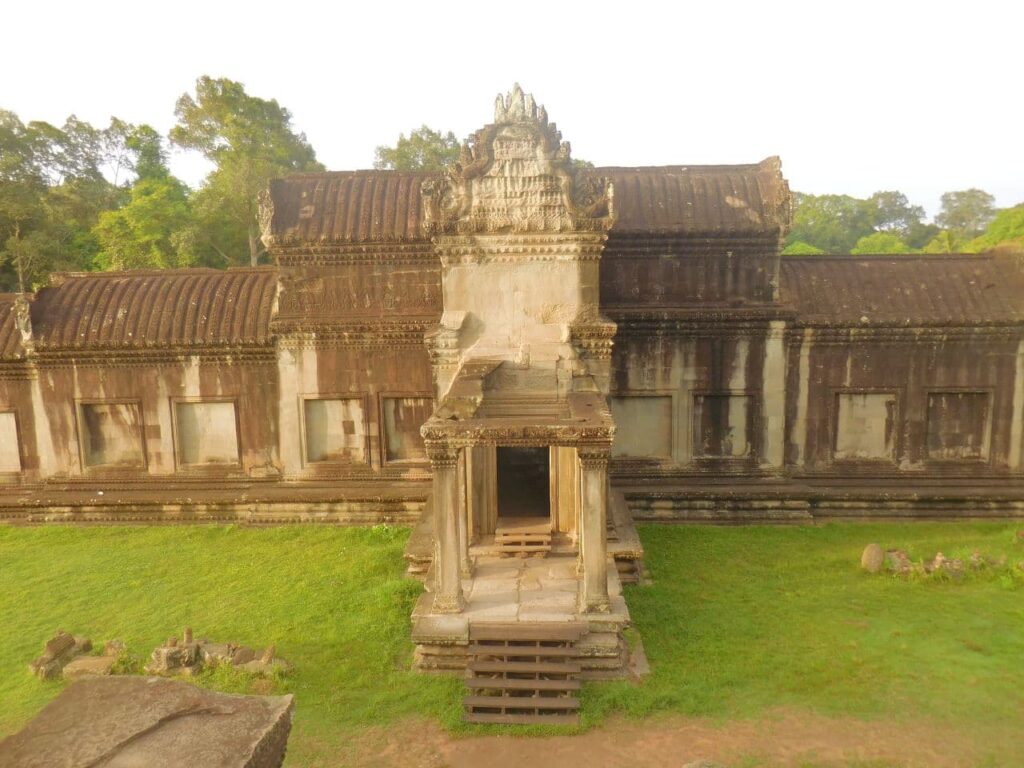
(0, 676, 294, 768)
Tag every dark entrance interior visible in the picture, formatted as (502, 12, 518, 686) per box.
(497, 447, 550, 519)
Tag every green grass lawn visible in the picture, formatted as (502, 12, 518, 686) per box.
(1, 522, 1022, 765)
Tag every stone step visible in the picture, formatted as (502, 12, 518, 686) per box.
(464, 711, 579, 725)
(468, 643, 578, 658)
(464, 695, 580, 711)
(468, 659, 581, 675)
(495, 517, 551, 535)
(466, 676, 580, 692)
(470, 622, 584, 643)
(465, 621, 582, 725)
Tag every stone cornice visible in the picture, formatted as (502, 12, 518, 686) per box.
(785, 325, 1024, 345)
(25, 345, 277, 368)
(433, 232, 608, 265)
(271, 242, 436, 266)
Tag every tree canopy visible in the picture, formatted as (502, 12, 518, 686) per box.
(170, 76, 323, 267)
(374, 125, 460, 171)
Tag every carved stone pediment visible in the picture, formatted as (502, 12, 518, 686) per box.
(422, 85, 614, 236)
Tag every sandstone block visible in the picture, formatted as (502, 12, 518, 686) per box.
(0, 676, 294, 768)
(860, 543, 884, 573)
(63, 655, 116, 680)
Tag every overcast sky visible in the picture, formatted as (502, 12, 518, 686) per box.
(3, 0, 1021, 219)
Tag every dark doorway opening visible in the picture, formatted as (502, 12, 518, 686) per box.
(497, 447, 550, 519)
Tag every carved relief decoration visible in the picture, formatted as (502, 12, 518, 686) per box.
(422, 85, 614, 236)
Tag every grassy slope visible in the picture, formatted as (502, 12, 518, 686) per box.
(0, 523, 1022, 764)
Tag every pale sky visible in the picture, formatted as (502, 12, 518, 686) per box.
(3, 0, 1021, 219)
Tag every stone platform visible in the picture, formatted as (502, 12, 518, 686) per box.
(412, 553, 633, 678)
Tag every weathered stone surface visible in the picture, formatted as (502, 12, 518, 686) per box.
(232, 646, 257, 666)
(62, 655, 116, 679)
(200, 642, 235, 665)
(861, 543, 884, 573)
(29, 631, 91, 680)
(885, 549, 914, 574)
(103, 639, 125, 657)
(0, 676, 293, 768)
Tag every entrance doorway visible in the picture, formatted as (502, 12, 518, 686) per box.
(496, 447, 550, 519)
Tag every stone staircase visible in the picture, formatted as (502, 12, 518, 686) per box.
(493, 517, 552, 557)
(463, 623, 582, 725)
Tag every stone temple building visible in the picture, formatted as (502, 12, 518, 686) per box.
(0, 87, 1022, 707)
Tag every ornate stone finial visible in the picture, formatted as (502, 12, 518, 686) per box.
(422, 86, 614, 236)
(494, 83, 542, 124)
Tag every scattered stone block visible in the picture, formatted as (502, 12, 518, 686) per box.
(860, 543, 884, 573)
(232, 646, 257, 666)
(199, 642, 235, 666)
(885, 549, 914, 574)
(0, 676, 294, 768)
(63, 655, 116, 680)
(29, 631, 91, 680)
(103, 639, 126, 657)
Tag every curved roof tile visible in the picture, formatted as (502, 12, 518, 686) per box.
(265, 159, 790, 244)
(29, 268, 278, 350)
(781, 254, 1024, 326)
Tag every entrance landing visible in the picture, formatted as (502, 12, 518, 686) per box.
(463, 555, 621, 623)
(411, 554, 632, 676)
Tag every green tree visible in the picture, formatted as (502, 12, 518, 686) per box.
(850, 231, 914, 254)
(0, 111, 120, 290)
(374, 125, 460, 171)
(786, 193, 875, 253)
(969, 204, 1024, 253)
(935, 189, 996, 239)
(93, 125, 193, 271)
(780, 240, 825, 255)
(170, 76, 322, 267)
(867, 191, 925, 239)
(922, 230, 970, 254)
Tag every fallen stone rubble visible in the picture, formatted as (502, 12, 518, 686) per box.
(861, 540, 1023, 577)
(145, 627, 291, 677)
(30, 628, 290, 682)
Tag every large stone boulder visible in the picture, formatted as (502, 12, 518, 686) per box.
(0, 676, 294, 768)
(860, 543, 884, 573)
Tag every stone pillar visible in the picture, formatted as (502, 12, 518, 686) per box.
(761, 320, 787, 470)
(428, 444, 464, 613)
(578, 446, 610, 613)
(456, 448, 472, 576)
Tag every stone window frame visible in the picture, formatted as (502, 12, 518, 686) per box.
(0, 408, 23, 477)
(74, 398, 148, 472)
(377, 391, 434, 468)
(828, 388, 901, 466)
(608, 390, 679, 466)
(170, 396, 243, 472)
(689, 389, 759, 463)
(297, 393, 371, 468)
(923, 388, 994, 465)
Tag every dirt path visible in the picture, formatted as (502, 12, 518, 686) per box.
(339, 710, 1014, 768)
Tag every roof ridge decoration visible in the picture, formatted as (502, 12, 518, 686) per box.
(421, 84, 614, 236)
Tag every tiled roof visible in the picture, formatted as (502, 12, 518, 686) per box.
(781, 254, 1024, 326)
(267, 171, 432, 245)
(27, 268, 279, 350)
(598, 159, 790, 236)
(265, 159, 790, 244)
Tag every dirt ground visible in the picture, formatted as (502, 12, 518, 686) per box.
(339, 710, 1014, 768)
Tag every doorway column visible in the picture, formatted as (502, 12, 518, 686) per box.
(578, 445, 610, 613)
(456, 448, 472, 576)
(427, 443, 464, 613)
